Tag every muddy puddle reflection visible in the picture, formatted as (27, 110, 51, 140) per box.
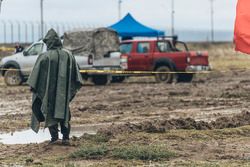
(0, 126, 98, 145)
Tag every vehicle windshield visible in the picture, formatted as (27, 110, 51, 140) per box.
(25, 43, 44, 56)
(120, 43, 132, 54)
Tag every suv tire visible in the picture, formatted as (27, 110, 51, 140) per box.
(92, 75, 109, 86)
(177, 73, 193, 83)
(111, 76, 126, 83)
(155, 66, 174, 83)
(4, 68, 23, 86)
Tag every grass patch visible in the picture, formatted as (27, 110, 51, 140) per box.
(83, 133, 111, 143)
(64, 163, 80, 167)
(168, 160, 250, 167)
(112, 145, 175, 161)
(69, 144, 108, 159)
(69, 143, 175, 161)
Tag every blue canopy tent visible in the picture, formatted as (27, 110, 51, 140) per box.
(109, 13, 165, 38)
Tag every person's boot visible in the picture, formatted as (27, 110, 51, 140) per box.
(62, 139, 70, 146)
(49, 124, 59, 145)
(61, 133, 70, 145)
(61, 122, 70, 146)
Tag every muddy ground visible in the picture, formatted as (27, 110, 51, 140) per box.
(1, 43, 250, 166)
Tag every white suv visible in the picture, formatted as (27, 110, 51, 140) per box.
(0, 41, 88, 86)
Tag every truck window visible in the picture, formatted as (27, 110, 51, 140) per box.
(137, 42, 150, 53)
(120, 43, 132, 54)
(174, 42, 189, 52)
(27, 43, 44, 56)
(157, 41, 171, 52)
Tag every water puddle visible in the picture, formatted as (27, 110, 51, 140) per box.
(0, 126, 98, 145)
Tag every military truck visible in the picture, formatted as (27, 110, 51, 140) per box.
(0, 28, 127, 86)
(63, 28, 127, 85)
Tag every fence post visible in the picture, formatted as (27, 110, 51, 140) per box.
(8, 20, 14, 43)
(1, 20, 6, 43)
(62, 22, 66, 34)
(37, 21, 41, 40)
(44, 22, 47, 34)
(30, 21, 35, 42)
(23, 21, 28, 43)
(54, 22, 60, 35)
(16, 20, 21, 42)
(47, 22, 52, 32)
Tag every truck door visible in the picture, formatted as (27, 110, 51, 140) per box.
(128, 42, 152, 71)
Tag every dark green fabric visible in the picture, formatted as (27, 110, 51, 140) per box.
(27, 29, 82, 133)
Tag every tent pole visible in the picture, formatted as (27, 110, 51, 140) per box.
(118, 0, 122, 20)
(171, 0, 175, 36)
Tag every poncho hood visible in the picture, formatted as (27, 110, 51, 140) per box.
(43, 29, 62, 50)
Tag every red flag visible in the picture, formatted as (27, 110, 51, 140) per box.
(234, 0, 250, 54)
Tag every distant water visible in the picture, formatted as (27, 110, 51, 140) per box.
(174, 29, 233, 42)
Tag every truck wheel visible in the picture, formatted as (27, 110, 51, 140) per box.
(111, 76, 125, 83)
(4, 69, 23, 86)
(155, 66, 174, 83)
(92, 75, 109, 86)
(81, 73, 89, 81)
(177, 73, 193, 83)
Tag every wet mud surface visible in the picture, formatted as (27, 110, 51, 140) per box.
(1, 68, 250, 165)
(1, 69, 250, 132)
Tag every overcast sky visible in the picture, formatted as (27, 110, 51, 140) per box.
(0, 0, 237, 32)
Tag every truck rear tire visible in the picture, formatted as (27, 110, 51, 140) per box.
(111, 76, 126, 83)
(177, 73, 193, 83)
(4, 68, 23, 86)
(92, 75, 109, 86)
(155, 66, 174, 83)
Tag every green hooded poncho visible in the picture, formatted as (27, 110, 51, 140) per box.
(27, 29, 82, 133)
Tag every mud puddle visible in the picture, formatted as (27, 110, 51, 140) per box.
(0, 125, 101, 145)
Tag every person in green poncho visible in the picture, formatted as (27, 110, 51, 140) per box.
(27, 29, 82, 145)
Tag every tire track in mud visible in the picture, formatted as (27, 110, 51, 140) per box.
(99, 111, 250, 136)
(0, 69, 250, 133)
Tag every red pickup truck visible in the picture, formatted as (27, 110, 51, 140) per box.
(119, 37, 210, 83)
